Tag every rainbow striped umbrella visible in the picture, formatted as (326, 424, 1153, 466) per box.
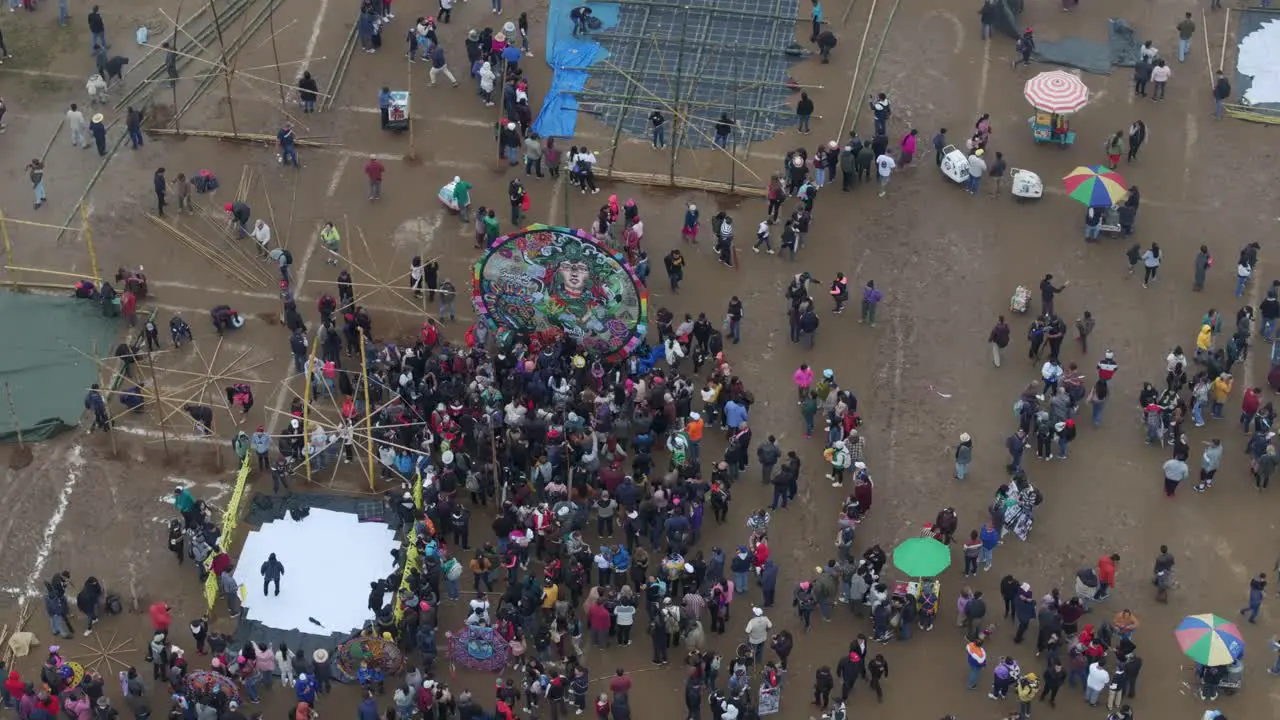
(1062, 165, 1128, 207)
(1174, 614, 1245, 666)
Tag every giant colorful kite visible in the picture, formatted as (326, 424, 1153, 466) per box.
(472, 225, 648, 361)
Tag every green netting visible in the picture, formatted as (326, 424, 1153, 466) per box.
(0, 292, 120, 443)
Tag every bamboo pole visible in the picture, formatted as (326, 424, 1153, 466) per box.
(144, 213, 261, 288)
(359, 328, 375, 491)
(4, 381, 26, 450)
(303, 332, 319, 484)
(2, 266, 98, 280)
(93, 340, 118, 456)
(840, 0, 879, 135)
(1202, 8, 1214, 86)
(1, 210, 19, 291)
(268, 1, 286, 108)
(144, 127, 339, 146)
(669, 18, 685, 185)
(207, 0, 240, 137)
(0, 217, 82, 231)
(1220, 9, 1229, 74)
(847, 0, 901, 134)
(171, 0, 186, 133)
(406, 54, 417, 160)
(80, 204, 100, 285)
(146, 351, 171, 459)
(495, 62, 508, 168)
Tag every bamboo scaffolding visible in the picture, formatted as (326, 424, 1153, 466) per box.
(144, 213, 262, 288)
(160, 6, 205, 54)
(591, 0, 807, 23)
(580, 99, 800, 135)
(172, 0, 289, 125)
(842, 0, 880, 134)
(597, 58, 765, 184)
(598, 168, 767, 196)
(570, 87, 795, 116)
(113, 0, 249, 113)
(568, 66, 822, 91)
(594, 31, 811, 56)
(744, 0, 793, 162)
(605, 9, 655, 177)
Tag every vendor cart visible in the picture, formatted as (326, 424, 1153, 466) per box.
(938, 144, 971, 185)
(1009, 168, 1044, 201)
(1028, 111, 1076, 147)
(1023, 71, 1089, 147)
(386, 90, 410, 132)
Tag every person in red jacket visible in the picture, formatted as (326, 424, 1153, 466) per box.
(149, 601, 172, 635)
(1241, 386, 1262, 433)
(3, 671, 25, 707)
(1095, 554, 1119, 601)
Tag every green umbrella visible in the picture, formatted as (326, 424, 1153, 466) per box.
(892, 537, 951, 577)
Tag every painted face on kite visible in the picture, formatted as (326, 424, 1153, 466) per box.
(558, 260, 590, 297)
(474, 226, 648, 361)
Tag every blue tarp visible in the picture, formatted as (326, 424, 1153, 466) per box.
(531, 0, 620, 138)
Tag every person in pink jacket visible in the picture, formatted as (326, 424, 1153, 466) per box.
(793, 363, 814, 403)
(63, 691, 91, 720)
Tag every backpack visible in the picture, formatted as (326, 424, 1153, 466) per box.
(281, 249, 294, 265)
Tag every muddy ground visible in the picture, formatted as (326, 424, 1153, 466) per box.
(2, 0, 1279, 718)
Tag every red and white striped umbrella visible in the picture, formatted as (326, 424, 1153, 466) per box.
(1023, 70, 1091, 113)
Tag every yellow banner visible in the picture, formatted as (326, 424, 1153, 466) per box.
(391, 469, 425, 626)
(204, 452, 254, 611)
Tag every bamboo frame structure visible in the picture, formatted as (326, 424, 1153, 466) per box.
(0, 209, 100, 293)
(573, 2, 807, 195)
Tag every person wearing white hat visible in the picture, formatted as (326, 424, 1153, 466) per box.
(745, 607, 772, 662)
(955, 432, 973, 480)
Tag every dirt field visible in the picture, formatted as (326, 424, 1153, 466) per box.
(2, 0, 1279, 718)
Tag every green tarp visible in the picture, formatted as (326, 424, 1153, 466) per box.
(0, 292, 120, 443)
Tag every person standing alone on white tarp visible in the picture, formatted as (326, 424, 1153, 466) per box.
(261, 553, 285, 596)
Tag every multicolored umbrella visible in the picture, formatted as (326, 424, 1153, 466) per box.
(1062, 166, 1128, 207)
(1023, 70, 1091, 113)
(1175, 614, 1245, 666)
(891, 537, 951, 577)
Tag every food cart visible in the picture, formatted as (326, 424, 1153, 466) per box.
(1023, 70, 1089, 148)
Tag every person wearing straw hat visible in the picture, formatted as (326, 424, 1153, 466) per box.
(87, 111, 105, 153)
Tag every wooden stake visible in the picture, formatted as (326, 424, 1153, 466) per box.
(1202, 9, 1215, 86)
(208, 0, 240, 136)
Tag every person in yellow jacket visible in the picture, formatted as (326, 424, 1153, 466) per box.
(1211, 372, 1233, 419)
(1196, 323, 1214, 362)
(319, 221, 341, 265)
(1016, 673, 1040, 718)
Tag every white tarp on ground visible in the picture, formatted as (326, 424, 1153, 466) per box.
(234, 508, 398, 635)
(1239, 18, 1280, 105)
